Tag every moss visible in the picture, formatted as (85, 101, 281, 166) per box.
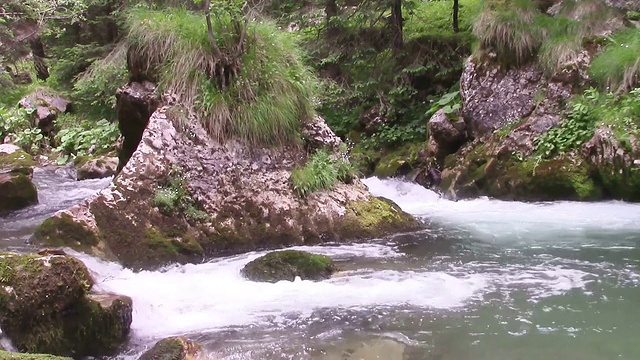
(341, 196, 419, 238)
(241, 250, 335, 283)
(0, 351, 72, 360)
(0, 253, 131, 357)
(73, 155, 90, 168)
(143, 228, 204, 259)
(595, 165, 640, 201)
(32, 214, 99, 250)
(0, 150, 36, 175)
(373, 143, 423, 178)
(139, 337, 201, 360)
(0, 173, 38, 213)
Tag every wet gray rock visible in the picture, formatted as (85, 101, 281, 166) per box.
(0, 144, 37, 213)
(426, 109, 467, 164)
(33, 82, 418, 270)
(76, 156, 118, 180)
(460, 59, 543, 137)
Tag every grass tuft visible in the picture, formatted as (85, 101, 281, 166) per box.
(590, 28, 640, 93)
(125, 8, 318, 146)
(290, 149, 358, 197)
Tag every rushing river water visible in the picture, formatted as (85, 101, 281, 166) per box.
(2, 173, 640, 359)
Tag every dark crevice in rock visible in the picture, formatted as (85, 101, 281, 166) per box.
(115, 81, 160, 174)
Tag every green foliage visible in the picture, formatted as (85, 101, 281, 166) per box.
(71, 43, 128, 120)
(590, 28, 640, 93)
(0, 106, 44, 154)
(628, 10, 640, 21)
(535, 87, 640, 158)
(126, 7, 318, 146)
(426, 90, 462, 118)
(53, 116, 119, 164)
(152, 170, 209, 223)
(291, 149, 356, 197)
(475, 0, 621, 74)
(404, 0, 481, 39)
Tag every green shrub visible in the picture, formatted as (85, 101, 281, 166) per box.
(535, 87, 640, 158)
(590, 28, 640, 93)
(291, 149, 357, 197)
(72, 43, 128, 121)
(125, 7, 318, 146)
(0, 106, 44, 154)
(53, 116, 119, 164)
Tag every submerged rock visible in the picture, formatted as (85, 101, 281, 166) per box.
(34, 82, 418, 270)
(242, 250, 336, 283)
(138, 337, 201, 360)
(0, 252, 132, 357)
(0, 144, 38, 213)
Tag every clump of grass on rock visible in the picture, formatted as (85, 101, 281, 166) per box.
(125, 7, 318, 146)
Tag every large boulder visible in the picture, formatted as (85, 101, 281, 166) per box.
(460, 60, 543, 137)
(18, 90, 71, 136)
(33, 83, 418, 270)
(0, 251, 132, 357)
(0, 144, 37, 213)
(138, 337, 201, 360)
(425, 109, 467, 164)
(242, 250, 336, 283)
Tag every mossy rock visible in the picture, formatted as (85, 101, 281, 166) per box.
(138, 337, 201, 360)
(0, 252, 132, 357)
(241, 250, 336, 283)
(372, 143, 424, 178)
(0, 173, 37, 214)
(341, 196, 420, 238)
(594, 164, 640, 201)
(32, 213, 100, 251)
(0, 146, 36, 176)
(0, 351, 72, 360)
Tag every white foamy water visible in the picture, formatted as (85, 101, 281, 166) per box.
(60, 177, 640, 352)
(362, 177, 640, 239)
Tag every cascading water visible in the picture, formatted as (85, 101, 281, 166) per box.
(3, 175, 640, 359)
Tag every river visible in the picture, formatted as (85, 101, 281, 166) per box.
(2, 173, 640, 359)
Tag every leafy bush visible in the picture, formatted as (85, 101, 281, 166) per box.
(535, 87, 640, 158)
(291, 149, 357, 197)
(0, 106, 44, 154)
(53, 116, 119, 163)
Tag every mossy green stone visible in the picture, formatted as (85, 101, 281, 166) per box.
(32, 213, 99, 250)
(242, 250, 336, 283)
(0, 150, 36, 175)
(139, 337, 201, 360)
(341, 196, 420, 238)
(0, 173, 38, 213)
(0, 351, 72, 360)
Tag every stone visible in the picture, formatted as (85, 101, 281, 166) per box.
(0, 144, 36, 176)
(18, 90, 71, 136)
(0, 252, 132, 357)
(33, 82, 419, 270)
(138, 337, 201, 360)
(460, 59, 542, 137)
(360, 104, 390, 135)
(76, 156, 118, 180)
(0, 173, 38, 213)
(426, 109, 466, 164)
(302, 115, 342, 151)
(242, 250, 336, 283)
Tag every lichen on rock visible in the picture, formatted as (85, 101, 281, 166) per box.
(0, 252, 132, 357)
(241, 250, 336, 283)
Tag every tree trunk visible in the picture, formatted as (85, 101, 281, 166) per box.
(29, 36, 49, 81)
(203, 0, 223, 59)
(326, 0, 339, 39)
(453, 0, 459, 33)
(390, 0, 403, 55)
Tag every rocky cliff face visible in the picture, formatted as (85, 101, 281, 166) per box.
(34, 82, 418, 270)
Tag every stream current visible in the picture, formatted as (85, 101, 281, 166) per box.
(2, 171, 640, 359)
